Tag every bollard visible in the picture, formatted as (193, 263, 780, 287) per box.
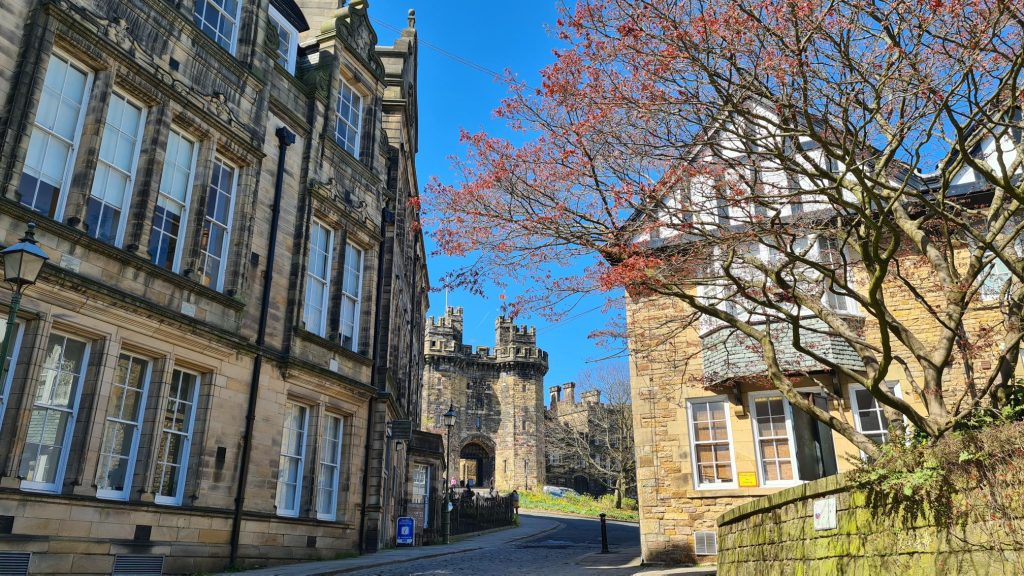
(599, 513, 609, 553)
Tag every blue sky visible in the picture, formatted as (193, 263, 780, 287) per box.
(369, 1, 627, 392)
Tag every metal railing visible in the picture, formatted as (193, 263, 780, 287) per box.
(408, 491, 514, 545)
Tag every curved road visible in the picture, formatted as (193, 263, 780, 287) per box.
(347, 512, 641, 575)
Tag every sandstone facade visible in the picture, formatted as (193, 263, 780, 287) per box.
(0, 0, 436, 573)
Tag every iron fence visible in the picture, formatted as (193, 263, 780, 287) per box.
(405, 491, 514, 545)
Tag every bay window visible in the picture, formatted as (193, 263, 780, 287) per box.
(95, 353, 151, 500)
(19, 52, 92, 219)
(193, 0, 241, 54)
(316, 413, 344, 520)
(269, 5, 299, 73)
(750, 393, 797, 486)
(0, 319, 24, 433)
(276, 402, 308, 517)
(687, 397, 736, 489)
(303, 220, 333, 336)
(148, 129, 197, 271)
(196, 157, 236, 291)
(153, 369, 200, 505)
(340, 243, 364, 351)
(334, 79, 363, 157)
(20, 334, 90, 493)
(86, 92, 146, 245)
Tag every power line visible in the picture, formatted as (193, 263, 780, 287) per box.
(370, 17, 506, 81)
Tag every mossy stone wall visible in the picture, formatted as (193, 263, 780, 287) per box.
(717, 474, 1022, 575)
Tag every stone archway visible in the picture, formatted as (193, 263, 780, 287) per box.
(459, 441, 495, 488)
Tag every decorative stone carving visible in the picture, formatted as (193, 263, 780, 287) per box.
(105, 18, 134, 53)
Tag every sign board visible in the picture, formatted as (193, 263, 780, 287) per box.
(396, 516, 415, 546)
(738, 472, 758, 487)
(813, 496, 837, 531)
(390, 420, 413, 441)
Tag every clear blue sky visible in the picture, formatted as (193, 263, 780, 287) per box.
(369, 1, 627, 392)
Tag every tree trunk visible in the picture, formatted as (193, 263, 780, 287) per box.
(615, 474, 624, 509)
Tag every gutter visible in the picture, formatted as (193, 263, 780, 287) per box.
(358, 204, 395, 553)
(229, 126, 295, 566)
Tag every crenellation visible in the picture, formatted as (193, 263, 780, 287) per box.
(422, 307, 548, 491)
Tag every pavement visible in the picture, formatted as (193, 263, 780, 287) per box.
(215, 513, 715, 576)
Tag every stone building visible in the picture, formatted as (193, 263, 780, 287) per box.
(420, 307, 548, 492)
(545, 383, 636, 502)
(545, 383, 606, 496)
(624, 120, 1021, 565)
(0, 0, 437, 573)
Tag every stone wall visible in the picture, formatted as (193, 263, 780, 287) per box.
(717, 474, 1023, 576)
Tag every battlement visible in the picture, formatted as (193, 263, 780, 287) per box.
(424, 307, 548, 372)
(495, 315, 539, 347)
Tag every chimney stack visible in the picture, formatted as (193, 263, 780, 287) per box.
(563, 382, 576, 404)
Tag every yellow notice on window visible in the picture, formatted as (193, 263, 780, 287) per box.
(738, 472, 758, 487)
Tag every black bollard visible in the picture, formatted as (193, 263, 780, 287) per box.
(599, 513, 609, 553)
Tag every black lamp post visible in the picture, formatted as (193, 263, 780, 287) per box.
(442, 402, 456, 544)
(0, 223, 48, 385)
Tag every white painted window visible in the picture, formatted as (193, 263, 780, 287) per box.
(154, 369, 200, 505)
(749, 392, 799, 487)
(816, 237, 857, 312)
(334, 79, 363, 157)
(687, 397, 737, 489)
(193, 0, 241, 54)
(849, 382, 902, 448)
(316, 413, 344, 520)
(412, 464, 431, 528)
(268, 5, 299, 73)
(197, 157, 237, 291)
(276, 402, 309, 517)
(19, 51, 92, 219)
(96, 354, 151, 500)
(340, 243, 364, 351)
(304, 220, 333, 336)
(0, 319, 24, 435)
(86, 92, 146, 246)
(148, 129, 198, 271)
(19, 333, 90, 493)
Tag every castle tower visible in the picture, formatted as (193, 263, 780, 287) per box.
(421, 308, 548, 491)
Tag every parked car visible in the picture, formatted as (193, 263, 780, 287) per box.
(542, 485, 580, 498)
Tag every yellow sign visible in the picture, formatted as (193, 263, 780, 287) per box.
(738, 472, 758, 488)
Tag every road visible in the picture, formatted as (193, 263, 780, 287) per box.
(345, 513, 643, 576)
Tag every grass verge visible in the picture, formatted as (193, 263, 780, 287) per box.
(519, 491, 639, 522)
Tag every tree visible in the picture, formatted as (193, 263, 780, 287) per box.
(426, 0, 1024, 456)
(546, 364, 636, 508)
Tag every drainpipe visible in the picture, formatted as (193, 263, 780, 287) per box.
(358, 204, 395, 553)
(229, 126, 295, 567)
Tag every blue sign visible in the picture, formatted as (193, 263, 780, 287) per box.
(396, 516, 415, 546)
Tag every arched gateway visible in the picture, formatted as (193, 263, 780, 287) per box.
(459, 441, 495, 488)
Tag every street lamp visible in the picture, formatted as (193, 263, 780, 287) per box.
(0, 223, 49, 385)
(442, 402, 456, 544)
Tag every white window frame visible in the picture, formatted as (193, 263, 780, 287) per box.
(20, 50, 93, 220)
(849, 382, 903, 457)
(153, 369, 201, 506)
(276, 402, 309, 518)
(316, 413, 344, 521)
(686, 396, 738, 490)
(268, 5, 299, 73)
(980, 256, 1011, 301)
(304, 220, 334, 337)
(748, 391, 801, 488)
(340, 242, 364, 351)
(86, 91, 146, 246)
(193, 0, 242, 54)
(0, 320, 25, 434)
(334, 78, 363, 158)
(197, 156, 237, 291)
(20, 333, 91, 494)
(149, 129, 199, 272)
(95, 353, 152, 501)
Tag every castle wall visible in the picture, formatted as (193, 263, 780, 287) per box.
(421, 307, 548, 492)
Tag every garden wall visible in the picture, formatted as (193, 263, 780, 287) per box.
(717, 473, 1023, 575)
